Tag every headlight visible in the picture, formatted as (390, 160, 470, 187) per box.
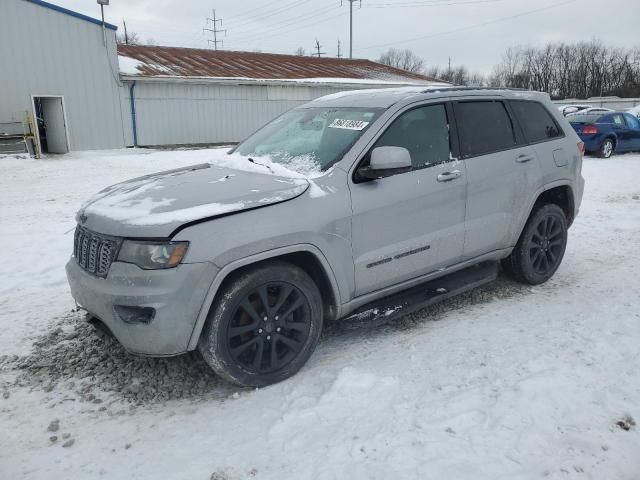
(117, 240, 189, 270)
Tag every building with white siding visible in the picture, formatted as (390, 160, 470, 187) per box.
(1, 0, 447, 153)
(0, 0, 125, 153)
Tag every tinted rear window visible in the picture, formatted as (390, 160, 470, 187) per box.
(510, 100, 562, 143)
(455, 101, 516, 157)
(567, 113, 602, 124)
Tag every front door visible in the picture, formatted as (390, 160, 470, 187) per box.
(609, 113, 632, 152)
(623, 113, 640, 150)
(349, 103, 467, 296)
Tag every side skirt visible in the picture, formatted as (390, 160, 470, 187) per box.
(340, 261, 498, 327)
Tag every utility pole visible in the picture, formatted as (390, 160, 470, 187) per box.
(123, 19, 129, 44)
(314, 39, 325, 58)
(337, 40, 342, 59)
(203, 9, 226, 50)
(342, 0, 361, 59)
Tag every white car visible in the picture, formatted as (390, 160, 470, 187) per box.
(558, 104, 592, 116)
(627, 105, 640, 118)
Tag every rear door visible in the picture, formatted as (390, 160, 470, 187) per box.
(623, 113, 640, 150)
(349, 102, 467, 296)
(509, 99, 568, 178)
(453, 99, 542, 258)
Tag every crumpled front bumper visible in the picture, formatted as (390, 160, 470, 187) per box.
(66, 258, 218, 356)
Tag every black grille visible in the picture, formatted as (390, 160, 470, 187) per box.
(73, 226, 122, 278)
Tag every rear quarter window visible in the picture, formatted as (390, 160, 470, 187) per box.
(568, 113, 602, 124)
(509, 100, 563, 143)
(454, 100, 516, 158)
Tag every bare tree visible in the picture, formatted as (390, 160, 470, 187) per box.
(116, 31, 140, 45)
(294, 47, 306, 56)
(426, 64, 486, 86)
(491, 40, 640, 98)
(378, 48, 425, 73)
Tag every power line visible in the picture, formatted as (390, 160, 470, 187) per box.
(356, 0, 579, 52)
(230, 4, 338, 42)
(223, 0, 315, 30)
(229, 8, 346, 45)
(365, 0, 504, 8)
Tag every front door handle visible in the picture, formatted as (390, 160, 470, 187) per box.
(437, 170, 462, 182)
(516, 154, 534, 163)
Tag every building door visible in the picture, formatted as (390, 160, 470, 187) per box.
(33, 96, 69, 154)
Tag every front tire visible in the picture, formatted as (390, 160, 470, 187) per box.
(199, 262, 323, 387)
(598, 138, 615, 158)
(502, 204, 568, 285)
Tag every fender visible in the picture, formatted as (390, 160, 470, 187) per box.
(509, 180, 576, 248)
(186, 243, 343, 351)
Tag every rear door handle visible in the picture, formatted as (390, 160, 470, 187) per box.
(437, 170, 462, 182)
(516, 154, 534, 163)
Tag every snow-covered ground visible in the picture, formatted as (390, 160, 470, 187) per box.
(1, 148, 639, 479)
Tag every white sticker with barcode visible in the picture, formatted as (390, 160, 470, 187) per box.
(328, 119, 370, 130)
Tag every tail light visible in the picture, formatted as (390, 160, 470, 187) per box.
(581, 125, 598, 135)
(577, 141, 585, 156)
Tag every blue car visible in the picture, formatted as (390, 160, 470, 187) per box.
(568, 111, 640, 158)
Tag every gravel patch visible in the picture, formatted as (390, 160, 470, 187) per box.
(1, 311, 235, 406)
(1, 272, 530, 408)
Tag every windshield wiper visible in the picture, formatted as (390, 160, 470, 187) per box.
(247, 157, 274, 174)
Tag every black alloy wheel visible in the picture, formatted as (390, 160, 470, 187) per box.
(502, 203, 568, 285)
(225, 282, 312, 374)
(527, 214, 565, 277)
(199, 262, 323, 387)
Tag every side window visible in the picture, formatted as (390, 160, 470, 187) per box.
(454, 101, 516, 158)
(612, 114, 625, 125)
(624, 114, 640, 129)
(373, 104, 450, 170)
(509, 100, 563, 143)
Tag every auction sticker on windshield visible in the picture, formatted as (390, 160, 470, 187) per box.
(328, 119, 370, 130)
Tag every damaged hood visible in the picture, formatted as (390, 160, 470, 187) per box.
(78, 163, 309, 237)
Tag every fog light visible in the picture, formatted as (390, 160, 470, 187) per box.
(114, 305, 155, 324)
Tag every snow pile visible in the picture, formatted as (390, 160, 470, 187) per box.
(82, 180, 176, 223)
(117, 55, 145, 75)
(208, 148, 325, 179)
(1, 149, 640, 479)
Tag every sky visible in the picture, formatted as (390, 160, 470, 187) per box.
(54, 0, 638, 74)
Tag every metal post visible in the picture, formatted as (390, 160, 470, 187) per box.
(349, 0, 353, 59)
(100, 4, 106, 46)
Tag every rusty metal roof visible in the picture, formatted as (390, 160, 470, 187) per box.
(117, 45, 440, 84)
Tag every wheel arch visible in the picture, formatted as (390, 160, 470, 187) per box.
(511, 182, 576, 249)
(187, 245, 342, 351)
(533, 184, 576, 227)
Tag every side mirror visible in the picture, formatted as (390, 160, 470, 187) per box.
(359, 146, 412, 180)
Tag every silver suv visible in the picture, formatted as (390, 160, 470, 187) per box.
(66, 87, 585, 387)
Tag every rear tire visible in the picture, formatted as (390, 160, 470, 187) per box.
(502, 204, 568, 285)
(198, 261, 323, 387)
(598, 138, 615, 158)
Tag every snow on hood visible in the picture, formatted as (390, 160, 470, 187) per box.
(78, 153, 312, 237)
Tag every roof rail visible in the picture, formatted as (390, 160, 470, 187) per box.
(421, 86, 530, 93)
